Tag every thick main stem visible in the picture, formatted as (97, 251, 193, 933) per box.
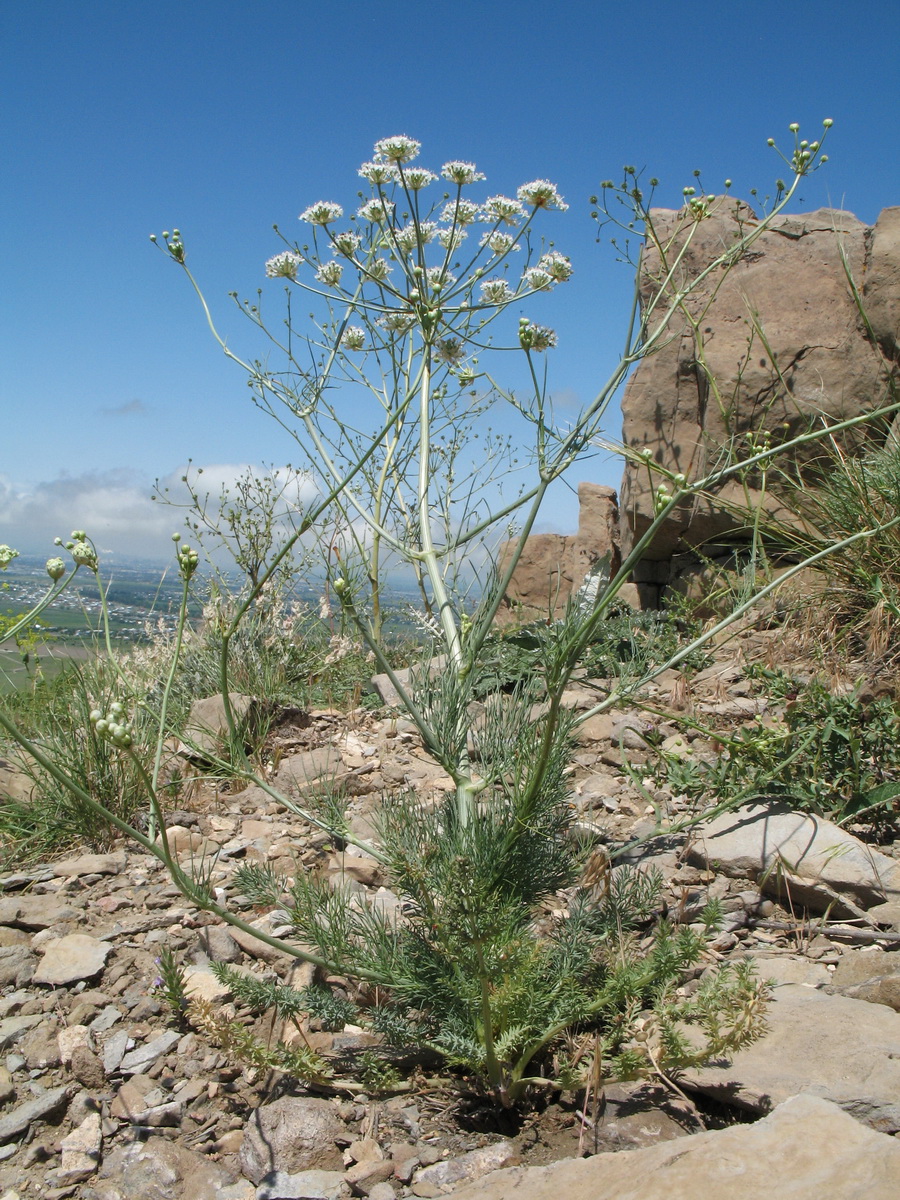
(415, 354, 477, 827)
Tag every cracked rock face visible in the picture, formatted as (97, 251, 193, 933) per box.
(619, 200, 900, 564)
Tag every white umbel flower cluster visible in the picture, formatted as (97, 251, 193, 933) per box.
(265, 251, 303, 280)
(517, 179, 568, 210)
(300, 201, 344, 225)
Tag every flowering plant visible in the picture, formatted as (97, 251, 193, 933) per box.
(9, 125, 888, 1107)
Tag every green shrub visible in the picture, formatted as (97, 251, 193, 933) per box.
(655, 668, 900, 826)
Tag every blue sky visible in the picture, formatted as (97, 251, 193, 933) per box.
(2, 0, 899, 562)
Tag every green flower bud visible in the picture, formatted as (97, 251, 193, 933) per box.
(46, 557, 66, 581)
(823, 118, 833, 128)
(71, 541, 98, 571)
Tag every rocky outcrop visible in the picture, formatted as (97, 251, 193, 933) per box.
(619, 201, 900, 574)
(497, 483, 619, 621)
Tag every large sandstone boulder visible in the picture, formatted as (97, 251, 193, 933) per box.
(681, 983, 900, 1132)
(619, 200, 899, 563)
(447, 1094, 900, 1200)
(686, 802, 900, 917)
(498, 483, 619, 621)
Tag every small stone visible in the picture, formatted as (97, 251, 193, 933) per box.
(33, 934, 112, 985)
(58, 1024, 92, 1064)
(345, 1157, 394, 1191)
(103, 1028, 132, 1075)
(367, 1185, 397, 1200)
(255, 1170, 346, 1200)
(197, 925, 242, 963)
(22, 1021, 61, 1069)
(118, 1030, 181, 1075)
(412, 1142, 520, 1196)
(109, 1078, 183, 1126)
(70, 1044, 107, 1089)
(55, 1111, 102, 1185)
(0, 945, 35, 986)
(91, 1004, 124, 1033)
(182, 965, 232, 1003)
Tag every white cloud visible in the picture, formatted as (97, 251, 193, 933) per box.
(0, 463, 317, 564)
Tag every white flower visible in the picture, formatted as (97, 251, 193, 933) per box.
(332, 230, 361, 257)
(522, 266, 555, 291)
(438, 227, 467, 251)
(379, 312, 415, 333)
(300, 200, 344, 225)
(537, 250, 573, 281)
(357, 197, 394, 223)
(519, 321, 557, 351)
(479, 278, 514, 304)
(441, 161, 486, 185)
(396, 221, 437, 252)
(341, 326, 366, 350)
(365, 257, 392, 282)
(403, 167, 437, 190)
(435, 337, 465, 364)
(441, 199, 480, 225)
(426, 266, 456, 290)
(359, 160, 399, 185)
(517, 179, 568, 210)
(373, 134, 421, 163)
(265, 251, 303, 280)
(481, 195, 525, 225)
(480, 230, 520, 255)
(316, 260, 344, 287)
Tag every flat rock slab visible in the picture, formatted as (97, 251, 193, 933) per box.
(687, 802, 900, 915)
(0, 895, 81, 930)
(681, 983, 900, 1131)
(447, 1095, 900, 1200)
(0, 1013, 43, 1049)
(51, 852, 127, 877)
(33, 933, 112, 985)
(0, 1085, 68, 1143)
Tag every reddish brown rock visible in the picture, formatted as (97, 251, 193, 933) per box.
(498, 483, 620, 621)
(619, 200, 898, 565)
